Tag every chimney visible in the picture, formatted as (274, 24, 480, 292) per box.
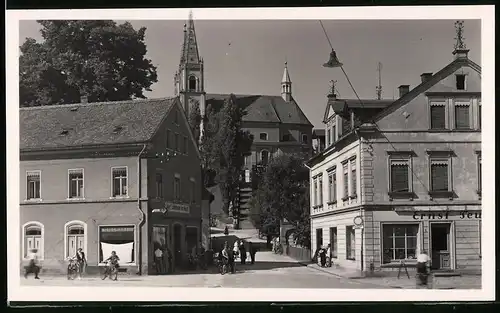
(398, 85, 410, 98)
(80, 95, 88, 104)
(420, 73, 433, 83)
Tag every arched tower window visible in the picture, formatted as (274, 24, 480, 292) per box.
(188, 76, 197, 92)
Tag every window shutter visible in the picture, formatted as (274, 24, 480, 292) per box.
(431, 162, 448, 191)
(430, 106, 446, 129)
(391, 163, 409, 192)
(455, 105, 470, 129)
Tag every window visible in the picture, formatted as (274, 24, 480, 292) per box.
(174, 175, 181, 200)
(430, 104, 446, 130)
(455, 103, 470, 129)
(68, 169, 84, 199)
(166, 129, 171, 149)
(382, 224, 418, 264)
(330, 227, 337, 258)
(99, 226, 135, 264)
(318, 175, 323, 206)
(65, 221, 86, 258)
(184, 136, 188, 154)
(478, 102, 481, 129)
(331, 125, 336, 144)
(26, 171, 41, 200)
(23, 222, 43, 259)
(111, 167, 128, 197)
(261, 150, 269, 165)
(342, 163, 349, 200)
(456, 74, 466, 90)
(260, 133, 268, 141)
(313, 177, 318, 207)
(316, 228, 323, 250)
(188, 76, 197, 91)
(350, 158, 357, 198)
(175, 133, 180, 151)
(302, 134, 308, 144)
(390, 160, 410, 193)
(155, 173, 163, 198)
(477, 153, 482, 194)
(430, 159, 449, 191)
(190, 179, 196, 203)
(346, 226, 355, 260)
(328, 168, 337, 204)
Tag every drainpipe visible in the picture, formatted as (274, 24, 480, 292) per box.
(137, 144, 148, 275)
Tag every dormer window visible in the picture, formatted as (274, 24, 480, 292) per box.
(260, 133, 268, 141)
(456, 74, 466, 90)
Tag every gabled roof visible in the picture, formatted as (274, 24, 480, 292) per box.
(20, 97, 178, 151)
(323, 96, 393, 123)
(205, 93, 313, 126)
(373, 57, 481, 122)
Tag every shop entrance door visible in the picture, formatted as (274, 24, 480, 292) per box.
(173, 224, 183, 267)
(430, 223, 451, 270)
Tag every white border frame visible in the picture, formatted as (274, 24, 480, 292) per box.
(25, 170, 42, 201)
(97, 224, 137, 266)
(63, 220, 88, 259)
(21, 221, 44, 260)
(67, 168, 85, 200)
(110, 166, 129, 199)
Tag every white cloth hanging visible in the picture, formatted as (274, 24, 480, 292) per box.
(101, 242, 134, 263)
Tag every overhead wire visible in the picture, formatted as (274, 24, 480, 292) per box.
(318, 20, 481, 258)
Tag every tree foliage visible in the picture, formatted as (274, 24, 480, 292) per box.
(248, 153, 311, 248)
(19, 20, 158, 107)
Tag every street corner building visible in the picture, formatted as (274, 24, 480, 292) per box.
(19, 96, 208, 275)
(307, 45, 482, 275)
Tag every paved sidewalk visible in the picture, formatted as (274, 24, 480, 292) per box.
(304, 264, 482, 289)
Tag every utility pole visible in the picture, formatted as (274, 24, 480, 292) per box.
(376, 62, 383, 100)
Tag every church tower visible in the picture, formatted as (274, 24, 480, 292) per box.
(174, 11, 206, 139)
(281, 61, 292, 102)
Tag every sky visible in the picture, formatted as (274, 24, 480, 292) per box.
(18, 19, 481, 129)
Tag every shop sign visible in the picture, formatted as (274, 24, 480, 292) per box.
(101, 226, 134, 233)
(151, 202, 190, 214)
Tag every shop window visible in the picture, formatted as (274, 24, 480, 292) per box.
(382, 224, 418, 264)
(329, 227, 337, 258)
(99, 226, 135, 264)
(111, 167, 128, 197)
(152, 226, 168, 250)
(26, 170, 41, 200)
(23, 222, 44, 259)
(346, 226, 355, 260)
(65, 221, 86, 258)
(68, 169, 84, 199)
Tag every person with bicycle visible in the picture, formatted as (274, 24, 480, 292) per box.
(74, 248, 87, 279)
(105, 251, 120, 270)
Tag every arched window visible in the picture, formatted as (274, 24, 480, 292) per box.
(22, 222, 44, 259)
(261, 150, 270, 166)
(64, 221, 87, 258)
(188, 76, 197, 91)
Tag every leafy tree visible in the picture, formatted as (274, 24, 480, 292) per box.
(248, 153, 311, 248)
(19, 20, 158, 107)
(188, 103, 202, 143)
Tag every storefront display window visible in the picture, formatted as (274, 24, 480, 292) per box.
(382, 224, 418, 264)
(99, 225, 135, 264)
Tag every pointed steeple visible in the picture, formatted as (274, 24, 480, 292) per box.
(179, 10, 201, 66)
(281, 61, 292, 102)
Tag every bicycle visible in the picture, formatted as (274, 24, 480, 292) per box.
(101, 261, 118, 281)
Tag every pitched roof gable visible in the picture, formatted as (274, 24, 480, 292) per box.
(205, 93, 312, 126)
(323, 97, 392, 123)
(373, 58, 481, 122)
(20, 97, 178, 151)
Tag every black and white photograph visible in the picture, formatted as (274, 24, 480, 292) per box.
(6, 6, 495, 303)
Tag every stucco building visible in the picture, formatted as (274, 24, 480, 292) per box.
(307, 45, 481, 274)
(20, 97, 206, 275)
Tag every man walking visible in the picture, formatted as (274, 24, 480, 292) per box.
(75, 248, 87, 279)
(24, 248, 40, 279)
(416, 249, 430, 288)
(154, 246, 164, 274)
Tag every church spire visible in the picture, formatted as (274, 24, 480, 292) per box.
(281, 61, 292, 102)
(179, 10, 201, 66)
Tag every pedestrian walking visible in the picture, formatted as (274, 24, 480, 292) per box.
(24, 248, 40, 279)
(233, 240, 240, 261)
(154, 246, 164, 274)
(75, 248, 87, 279)
(239, 240, 247, 265)
(319, 246, 327, 267)
(224, 226, 229, 236)
(416, 249, 430, 288)
(249, 242, 257, 264)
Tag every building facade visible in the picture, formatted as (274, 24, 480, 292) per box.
(20, 97, 204, 275)
(307, 47, 482, 274)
